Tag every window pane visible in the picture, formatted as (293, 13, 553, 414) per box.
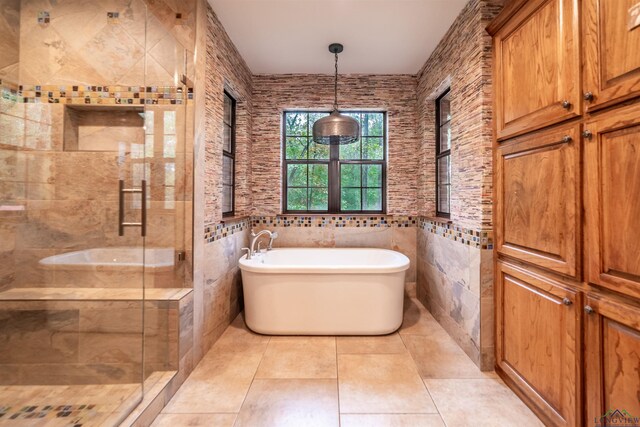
(341, 164, 361, 187)
(308, 141, 329, 160)
(223, 125, 232, 152)
(285, 137, 307, 160)
(309, 188, 328, 210)
(224, 95, 233, 125)
(165, 163, 175, 186)
(438, 185, 450, 214)
(363, 164, 382, 187)
(287, 163, 307, 187)
(363, 113, 383, 136)
(341, 188, 361, 211)
(440, 92, 451, 123)
(285, 112, 308, 136)
(144, 111, 154, 134)
(363, 137, 384, 160)
(437, 156, 450, 185)
(223, 185, 233, 212)
(439, 122, 451, 152)
(164, 111, 176, 134)
(363, 188, 382, 211)
(287, 188, 308, 210)
(164, 135, 176, 158)
(339, 139, 361, 160)
(309, 164, 328, 187)
(223, 155, 234, 186)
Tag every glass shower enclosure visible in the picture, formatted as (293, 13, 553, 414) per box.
(0, 0, 193, 424)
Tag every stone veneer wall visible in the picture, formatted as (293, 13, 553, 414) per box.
(251, 74, 419, 216)
(192, 2, 253, 364)
(415, 0, 503, 370)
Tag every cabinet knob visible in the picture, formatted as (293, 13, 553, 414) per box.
(562, 100, 571, 109)
(562, 297, 572, 306)
(582, 130, 593, 139)
(561, 135, 572, 144)
(584, 305, 595, 315)
(584, 92, 594, 102)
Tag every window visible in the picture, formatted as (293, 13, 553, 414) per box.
(283, 111, 386, 213)
(436, 89, 451, 217)
(222, 91, 235, 216)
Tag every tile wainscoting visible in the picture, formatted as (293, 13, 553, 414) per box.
(203, 215, 494, 371)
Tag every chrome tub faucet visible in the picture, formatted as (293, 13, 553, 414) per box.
(241, 229, 278, 260)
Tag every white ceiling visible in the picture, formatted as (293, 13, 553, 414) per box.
(207, 0, 469, 75)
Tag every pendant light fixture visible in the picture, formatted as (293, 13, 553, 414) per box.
(312, 43, 360, 145)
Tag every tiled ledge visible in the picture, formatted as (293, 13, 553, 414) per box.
(419, 217, 493, 249)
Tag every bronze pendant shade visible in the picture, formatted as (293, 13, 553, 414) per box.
(312, 43, 360, 145)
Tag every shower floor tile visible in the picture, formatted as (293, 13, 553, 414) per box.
(156, 298, 543, 427)
(0, 383, 141, 426)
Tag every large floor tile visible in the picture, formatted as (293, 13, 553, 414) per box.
(234, 379, 339, 427)
(337, 333, 407, 354)
(402, 334, 496, 379)
(338, 353, 437, 414)
(399, 299, 441, 336)
(161, 344, 266, 413)
(340, 414, 446, 427)
(255, 337, 337, 379)
(151, 413, 236, 427)
(425, 378, 544, 426)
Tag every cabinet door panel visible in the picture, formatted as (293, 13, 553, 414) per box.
(494, 0, 581, 140)
(496, 124, 581, 277)
(585, 294, 640, 423)
(496, 262, 581, 426)
(583, 0, 640, 111)
(585, 103, 640, 299)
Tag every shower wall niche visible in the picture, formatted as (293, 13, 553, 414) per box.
(63, 105, 145, 152)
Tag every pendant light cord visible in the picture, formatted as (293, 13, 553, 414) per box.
(334, 51, 339, 111)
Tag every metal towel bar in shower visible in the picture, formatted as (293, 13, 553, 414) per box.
(118, 179, 147, 237)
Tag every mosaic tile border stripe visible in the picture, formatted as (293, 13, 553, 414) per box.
(1, 83, 193, 105)
(204, 218, 250, 243)
(251, 215, 418, 229)
(203, 215, 493, 249)
(0, 404, 98, 423)
(419, 217, 493, 249)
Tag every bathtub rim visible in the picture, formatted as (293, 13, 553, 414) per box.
(238, 247, 410, 274)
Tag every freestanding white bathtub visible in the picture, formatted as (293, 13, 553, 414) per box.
(239, 248, 410, 335)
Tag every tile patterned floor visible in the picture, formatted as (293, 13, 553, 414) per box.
(156, 298, 544, 427)
(0, 383, 141, 426)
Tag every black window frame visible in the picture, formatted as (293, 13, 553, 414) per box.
(435, 88, 451, 218)
(282, 111, 387, 214)
(222, 90, 236, 217)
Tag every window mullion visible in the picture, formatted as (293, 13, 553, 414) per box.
(329, 143, 340, 212)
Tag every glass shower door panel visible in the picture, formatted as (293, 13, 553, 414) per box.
(0, 1, 149, 425)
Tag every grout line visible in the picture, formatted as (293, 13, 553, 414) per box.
(231, 332, 270, 427)
(335, 336, 341, 427)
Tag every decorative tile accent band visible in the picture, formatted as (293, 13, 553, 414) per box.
(419, 217, 493, 249)
(0, 404, 98, 422)
(203, 215, 493, 249)
(204, 218, 250, 243)
(1, 83, 193, 105)
(251, 215, 417, 228)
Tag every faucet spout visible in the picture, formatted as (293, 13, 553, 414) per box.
(250, 229, 275, 256)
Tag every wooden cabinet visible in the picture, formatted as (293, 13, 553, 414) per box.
(491, 0, 640, 425)
(585, 103, 640, 300)
(491, 0, 581, 140)
(496, 262, 581, 427)
(583, 0, 640, 112)
(495, 123, 581, 277)
(584, 294, 640, 423)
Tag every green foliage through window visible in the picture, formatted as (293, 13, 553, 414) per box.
(283, 111, 386, 213)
